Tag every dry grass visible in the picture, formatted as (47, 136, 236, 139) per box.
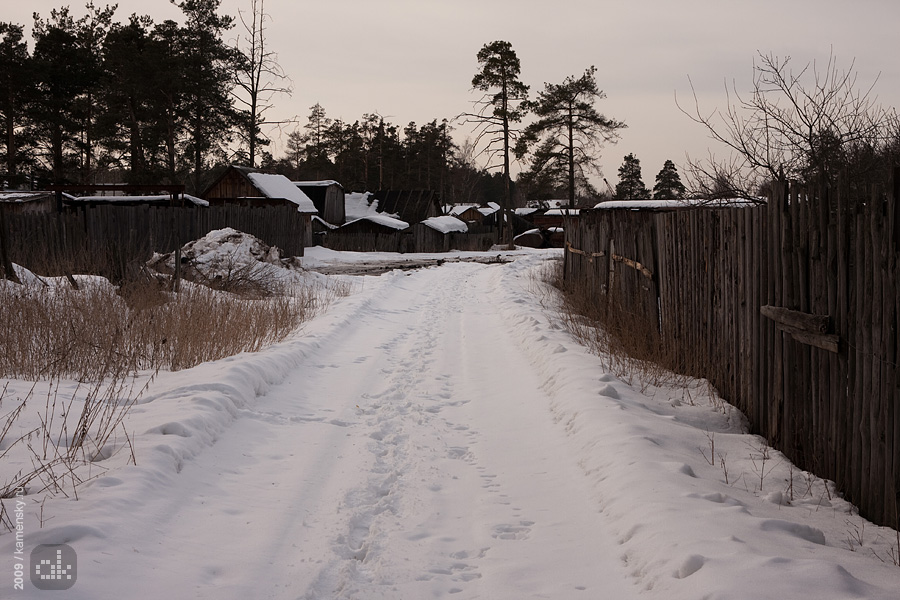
(541, 258, 692, 391)
(0, 271, 348, 380)
(0, 262, 351, 521)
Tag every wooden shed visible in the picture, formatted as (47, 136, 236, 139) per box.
(201, 165, 317, 248)
(413, 216, 467, 253)
(372, 190, 441, 225)
(295, 180, 346, 225)
(0, 191, 55, 215)
(326, 215, 411, 253)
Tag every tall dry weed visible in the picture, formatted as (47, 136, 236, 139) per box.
(542, 258, 690, 390)
(0, 271, 348, 380)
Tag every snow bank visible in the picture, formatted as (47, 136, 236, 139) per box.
(493, 254, 900, 600)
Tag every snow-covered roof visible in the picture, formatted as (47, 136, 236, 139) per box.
(66, 194, 208, 206)
(594, 198, 761, 210)
(312, 215, 338, 229)
(447, 204, 480, 217)
(293, 180, 343, 188)
(544, 208, 580, 216)
(478, 204, 500, 216)
(343, 214, 409, 231)
(345, 191, 386, 221)
(0, 191, 49, 203)
(515, 207, 539, 216)
(246, 172, 317, 213)
(421, 215, 468, 234)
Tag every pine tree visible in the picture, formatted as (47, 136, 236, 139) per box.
(98, 15, 161, 183)
(175, 0, 239, 193)
(652, 159, 686, 200)
(30, 8, 86, 183)
(614, 153, 650, 200)
(0, 22, 32, 187)
(518, 66, 624, 207)
(301, 103, 332, 179)
(465, 40, 529, 245)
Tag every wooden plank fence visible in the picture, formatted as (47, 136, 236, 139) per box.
(2, 204, 311, 279)
(564, 178, 900, 528)
(322, 230, 496, 254)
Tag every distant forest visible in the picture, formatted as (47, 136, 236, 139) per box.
(0, 0, 514, 204)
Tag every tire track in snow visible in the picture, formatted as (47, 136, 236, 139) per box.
(30, 258, 636, 600)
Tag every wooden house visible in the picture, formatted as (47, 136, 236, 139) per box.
(372, 190, 441, 225)
(325, 214, 411, 253)
(295, 180, 346, 225)
(413, 216, 467, 253)
(202, 165, 317, 248)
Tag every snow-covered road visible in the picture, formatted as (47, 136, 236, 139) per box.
(5, 251, 900, 599)
(89, 260, 636, 598)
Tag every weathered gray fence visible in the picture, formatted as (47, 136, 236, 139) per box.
(322, 230, 496, 254)
(3, 204, 310, 278)
(564, 179, 900, 528)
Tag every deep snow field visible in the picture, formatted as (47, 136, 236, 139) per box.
(2, 246, 900, 599)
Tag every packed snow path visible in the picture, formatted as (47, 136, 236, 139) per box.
(9, 253, 900, 599)
(53, 260, 636, 599)
(158, 260, 635, 598)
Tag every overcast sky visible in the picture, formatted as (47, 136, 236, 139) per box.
(9, 0, 900, 191)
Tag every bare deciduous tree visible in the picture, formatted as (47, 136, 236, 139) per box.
(678, 51, 897, 199)
(232, 0, 291, 167)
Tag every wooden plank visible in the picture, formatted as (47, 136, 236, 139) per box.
(760, 305, 831, 333)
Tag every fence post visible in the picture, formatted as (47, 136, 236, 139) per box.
(0, 204, 20, 283)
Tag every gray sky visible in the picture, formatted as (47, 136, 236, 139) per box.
(9, 0, 900, 191)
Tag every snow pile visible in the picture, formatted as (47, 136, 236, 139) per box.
(421, 215, 467, 233)
(149, 228, 305, 290)
(246, 172, 317, 213)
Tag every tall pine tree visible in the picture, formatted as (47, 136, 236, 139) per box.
(466, 41, 529, 245)
(0, 22, 32, 187)
(518, 67, 624, 207)
(652, 159, 686, 200)
(614, 153, 650, 200)
(175, 0, 239, 193)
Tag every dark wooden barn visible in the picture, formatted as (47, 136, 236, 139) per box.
(295, 180, 346, 225)
(372, 190, 441, 225)
(201, 165, 316, 248)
